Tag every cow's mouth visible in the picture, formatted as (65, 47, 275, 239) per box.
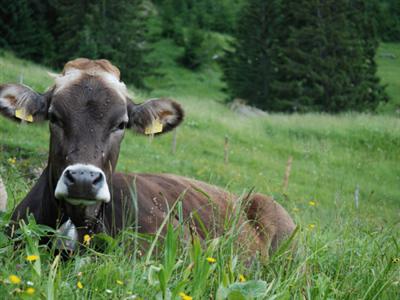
(65, 198, 101, 206)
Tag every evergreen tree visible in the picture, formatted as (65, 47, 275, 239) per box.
(179, 28, 206, 69)
(222, 0, 387, 112)
(348, 0, 388, 110)
(221, 0, 284, 110)
(0, 0, 53, 62)
(376, 0, 400, 42)
(51, 0, 153, 88)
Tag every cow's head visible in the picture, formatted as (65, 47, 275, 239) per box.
(0, 58, 183, 227)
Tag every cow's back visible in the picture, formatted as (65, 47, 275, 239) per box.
(111, 173, 238, 235)
(110, 173, 294, 257)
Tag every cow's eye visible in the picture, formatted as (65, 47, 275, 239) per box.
(49, 112, 63, 127)
(114, 121, 127, 131)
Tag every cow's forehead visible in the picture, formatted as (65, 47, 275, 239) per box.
(52, 58, 128, 102)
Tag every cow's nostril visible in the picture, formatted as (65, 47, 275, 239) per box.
(92, 173, 103, 186)
(65, 170, 75, 184)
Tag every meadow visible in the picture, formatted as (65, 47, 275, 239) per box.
(0, 41, 399, 299)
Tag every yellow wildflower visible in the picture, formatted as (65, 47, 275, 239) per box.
(206, 257, 216, 263)
(308, 224, 316, 230)
(116, 280, 124, 285)
(77, 281, 83, 289)
(179, 292, 193, 300)
(308, 201, 316, 206)
(8, 157, 16, 165)
(239, 274, 246, 282)
(9, 274, 21, 284)
(26, 255, 39, 262)
(25, 287, 35, 295)
(83, 234, 91, 246)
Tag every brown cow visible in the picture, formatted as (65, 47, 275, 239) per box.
(0, 58, 295, 257)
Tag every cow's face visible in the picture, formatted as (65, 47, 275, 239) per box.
(0, 58, 183, 225)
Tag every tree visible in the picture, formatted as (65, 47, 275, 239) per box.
(222, 0, 387, 112)
(0, 0, 53, 62)
(221, 0, 284, 110)
(0, 0, 153, 88)
(375, 0, 400, 42)
(51, 0, 153, 88)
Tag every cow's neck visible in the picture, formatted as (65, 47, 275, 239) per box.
(13, 166, 63, 228)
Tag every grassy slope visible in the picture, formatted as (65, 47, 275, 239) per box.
(0, 43, 399, 299)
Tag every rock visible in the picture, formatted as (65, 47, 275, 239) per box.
(379, 52, 397, 59)
(230, 98, 268, 117)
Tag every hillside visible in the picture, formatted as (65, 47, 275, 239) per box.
(0, 43, 399, 298)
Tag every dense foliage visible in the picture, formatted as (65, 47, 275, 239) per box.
(222, 0, 388, 112)
(0, 0, 399, 111)
(376, 0, 400, 42)
(0, 0, 152, 88)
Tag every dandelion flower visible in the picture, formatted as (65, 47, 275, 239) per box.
(239, 274, 246, 282)
(25, 287, 35, 295)
(83, 234, 91, 246)
(77, 281, 83, 289)
(179, 292, 193, 300)
(308, 201, 316, 206)
(26, 255, 39, 262)
(206, 257, 216, 263)
(8, 157, 16, 165)
(9, 274, 21, 284)
(116, 280, 124, 285)
(308, 224, 316, 230)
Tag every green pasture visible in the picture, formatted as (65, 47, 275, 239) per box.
(0, 43, 399, 299)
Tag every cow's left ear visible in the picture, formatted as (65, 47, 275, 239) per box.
(0, 84, 50, 123)
(127, 98, 184, 135)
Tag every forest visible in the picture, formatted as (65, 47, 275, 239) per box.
(1, 0, 399, 112)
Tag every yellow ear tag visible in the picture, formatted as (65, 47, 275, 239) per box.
(15, 109, 33, 122)
(145, 118, 163, 135)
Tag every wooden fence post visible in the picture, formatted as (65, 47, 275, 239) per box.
(354, 184, 360, 209)
(0, 176, 7, 212)
(282, 156, 293, 192)
(224, 135, 229, 164)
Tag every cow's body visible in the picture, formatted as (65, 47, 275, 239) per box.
(12, 168, 294, 256)
(1, 58, 295, 257)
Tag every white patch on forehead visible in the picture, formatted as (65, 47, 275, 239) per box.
(53, 68, 128, 102)
(53, 69, 82, 94)
(99, 72, 129, 101)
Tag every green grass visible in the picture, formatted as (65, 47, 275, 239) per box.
(377, 43, 400, 113)
(0, 43, 399, 299)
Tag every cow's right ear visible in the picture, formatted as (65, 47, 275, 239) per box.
(0, 84, 50, 122)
